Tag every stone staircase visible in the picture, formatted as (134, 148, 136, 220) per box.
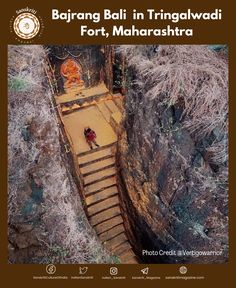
(56, 83, 138, 263)
(77, 144, 138, 264)
(96, 97, 123, 135)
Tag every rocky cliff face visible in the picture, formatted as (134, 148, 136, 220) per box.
(8, 45, 111, 264)
(118, 45, 228, 263)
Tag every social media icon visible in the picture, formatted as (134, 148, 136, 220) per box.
(110, 267, 118, 276)
(179, 266, 187, 274)
(46, 264, 56, 275)
(79, 266, 88, 275)
(141, 267, 149, 275)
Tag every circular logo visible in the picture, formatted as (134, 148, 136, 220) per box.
(13, 13, 40, 39)
(46, 264, 56, 275)
(179, 266, 187, 274)
(110, 267, 118, 276)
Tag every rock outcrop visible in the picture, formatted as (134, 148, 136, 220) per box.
(118, 45, 228, 263)
(8, 45, 111, 264)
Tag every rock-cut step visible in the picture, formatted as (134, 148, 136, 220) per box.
(112, 241, 131, 257)
(84, 177, 116, 195)
(111, 243, 139, 264)
(94, 215, 123, 234)
(99, 224, 125, 243)
(86, 186, 118, 206)
(78, 145, 116, 167)
(90, 206, 121, 226)
(80, 157, 115, 176)
(83, 167, 116, 186)
(104, 100, 120, 114)
(119, 249, 137, 263)
(87, 195, 120, 216)
(97, 101, 112, 122)
(113, 94, 124, 112)
(103, 232, 127, 251)
(77, 142, 116, 158)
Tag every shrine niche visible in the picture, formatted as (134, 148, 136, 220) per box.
(60, 58, 85, 90)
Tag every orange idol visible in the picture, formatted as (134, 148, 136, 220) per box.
(60, 58, 84, 88)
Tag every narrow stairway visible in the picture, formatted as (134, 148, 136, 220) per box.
(77, 144, 138, 264)
(56, 83, 138, 263)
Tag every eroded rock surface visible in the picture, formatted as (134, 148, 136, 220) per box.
(118, 45, 228, 263)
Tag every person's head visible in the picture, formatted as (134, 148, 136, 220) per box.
(84, 126, 91, 132)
